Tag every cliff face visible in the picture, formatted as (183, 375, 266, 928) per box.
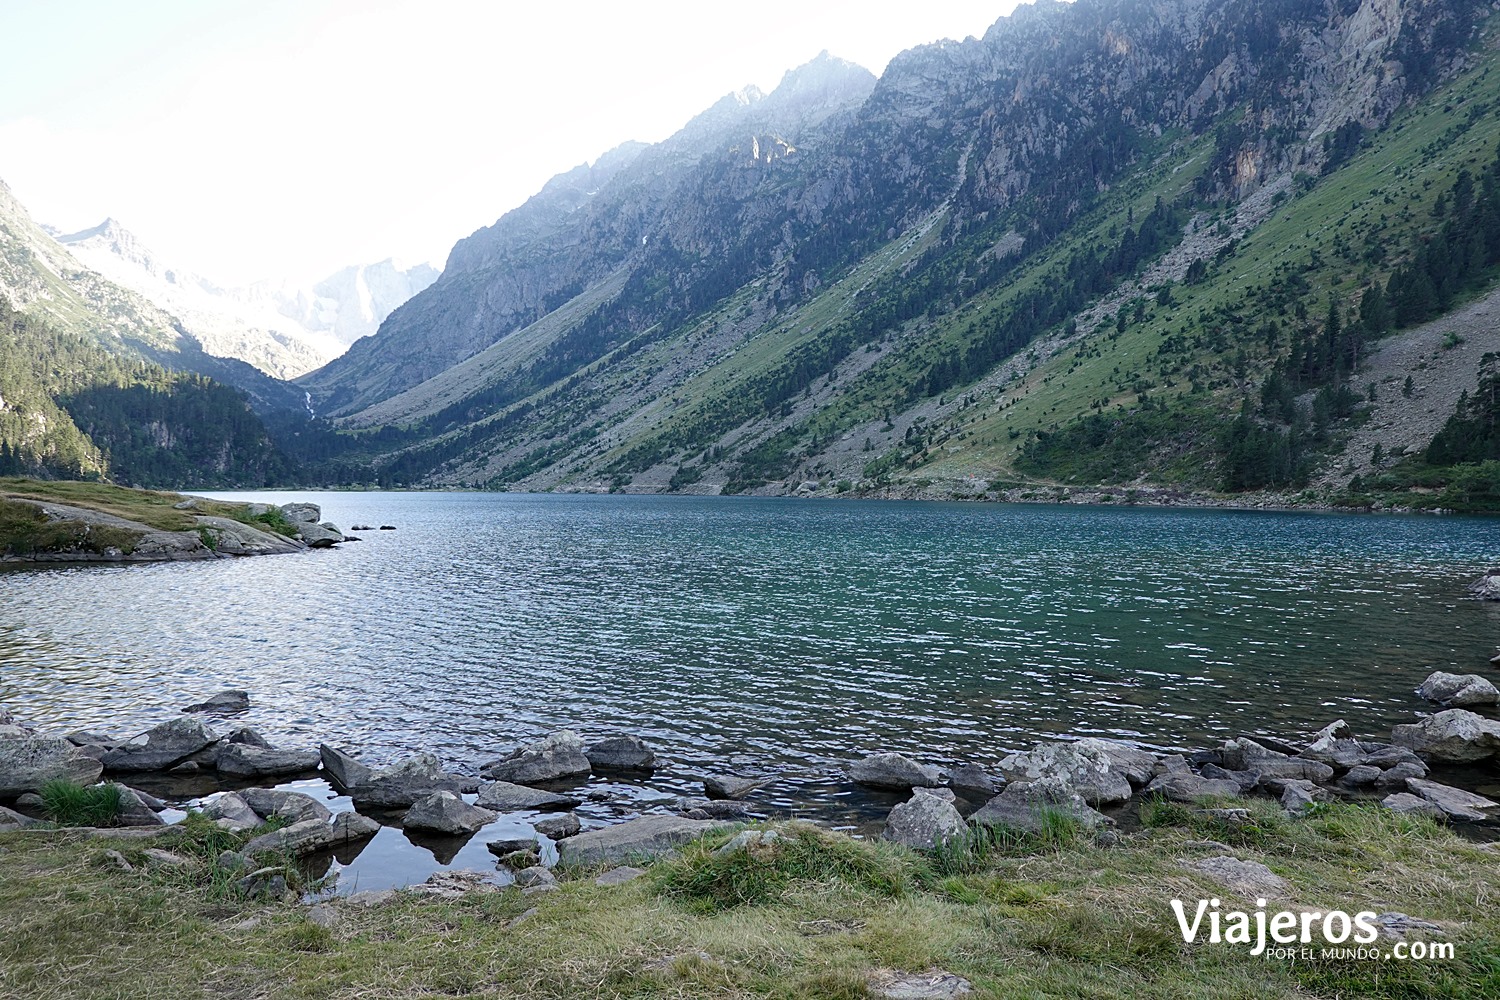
(298, 0, 1493, 495)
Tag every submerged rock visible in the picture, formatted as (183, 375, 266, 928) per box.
(480, 731, 591, 785)
(702, 773, 772, 799)
(182, 690, 250, 714)
(0, 736, 105, 798)
(533, 812, 582, 840)
(849, 752, 941, 790)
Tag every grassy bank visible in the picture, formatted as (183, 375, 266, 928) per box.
(1, 801, 1496, 999)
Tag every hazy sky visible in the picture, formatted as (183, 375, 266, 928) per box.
(0, 1, 1021, 286)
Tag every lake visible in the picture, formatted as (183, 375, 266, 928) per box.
(3, 492, 1495, 786)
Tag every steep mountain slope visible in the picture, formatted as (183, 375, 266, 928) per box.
(0, 178, 303, 414)
(296, 0, 1496, 506)
(298, 51, 879, 415)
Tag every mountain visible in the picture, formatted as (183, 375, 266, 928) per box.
(55, 219, 438, 379)
(286, 0, 1500, 511)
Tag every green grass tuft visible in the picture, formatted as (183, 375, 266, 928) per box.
(653, 823, 913, 912)
(40, 780, 124, 827)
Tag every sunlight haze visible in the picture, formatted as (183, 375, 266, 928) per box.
(0, 0, 1021, 285)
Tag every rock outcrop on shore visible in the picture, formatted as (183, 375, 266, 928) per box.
(0, 489, 349, 564)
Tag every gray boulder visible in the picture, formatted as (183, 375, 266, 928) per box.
(475, 780, 581, 812)
(330, 811, 381, 843)
(486, 834, 539, 856)
(1298, 722, 1368, 769)
(1337, 764, 1382, 789)
(240, 787, 332, 825)
(884, 788, 966, 849)
(674, 797, 753, 820)
(101, 719, 219, 773)
(969, 780, 1111, 835)
(1363, 745, 1427, 771)
(703, 773, 772, 799)
(403, 791, 496, 835)
(480, 731, 591, 785)
(1246, 758, 1335, 786)
(182, 690, 250, 714)
(346, 753, 471, 808)
(947, 763, 1001, 799)
(115, 786, 166, 827)
(1416, 671, 1499, 708)
(0, 736, 105, 798)
(243, 818, 337, 858)
(997, 741, 1134, 806)
(319, 745, 375, 789)
(1278, 779, 1329, 815)
(298, 522, 344, 548)
(226, 727, 273, 748)
(279, 502, 321, 523)
(0, 804, 38, 829)
(1373, 761, 1429, 792)
(1382, 792, 1445, 818)
(202, 792, 261, 832)
(1392, 709, 1500, 762)
(584, 735, 656, 771)
(1404, 778, 1498, 822)
(512, 866, 557, 889)
(558, 815, 727, 865)
(1145, 771, 1244, 803)
(849, 753, 941, 790)
(533, 812, 582, 840)
(1467, 572, 1500, 601)
(216, 745, 320, 778)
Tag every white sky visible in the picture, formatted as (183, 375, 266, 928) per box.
(0, 1, 1022, 286)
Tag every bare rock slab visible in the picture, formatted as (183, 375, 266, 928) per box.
(475, 780, 580, 812)
(1187, 855, 1289, 897)
(558, 815, 726, 866)
(868, 969, 973, 999)
(1404, 777, 1499, 822)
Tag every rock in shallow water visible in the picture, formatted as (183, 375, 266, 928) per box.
(240, 788, 331, 825)
(404, 791, 496, 835)
(216, 745, 320, 778)
(101, 719, 219, 773)
(584, 734, 656, 771)
(849, 753, 941, 790)
(1391, 709, 1500, 762)
(182, 690, 250, 714)
(997, 741, 1136, 806)
(1415, 671, 1500, 708)
(481, 731, 591, 785)
(475, 780, 580, 812)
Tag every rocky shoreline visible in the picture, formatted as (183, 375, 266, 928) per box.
(0, 496, 350, 564)
(3, 671, 1498, 896)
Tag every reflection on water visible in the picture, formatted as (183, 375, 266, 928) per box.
(2, 494, 1497, 787)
